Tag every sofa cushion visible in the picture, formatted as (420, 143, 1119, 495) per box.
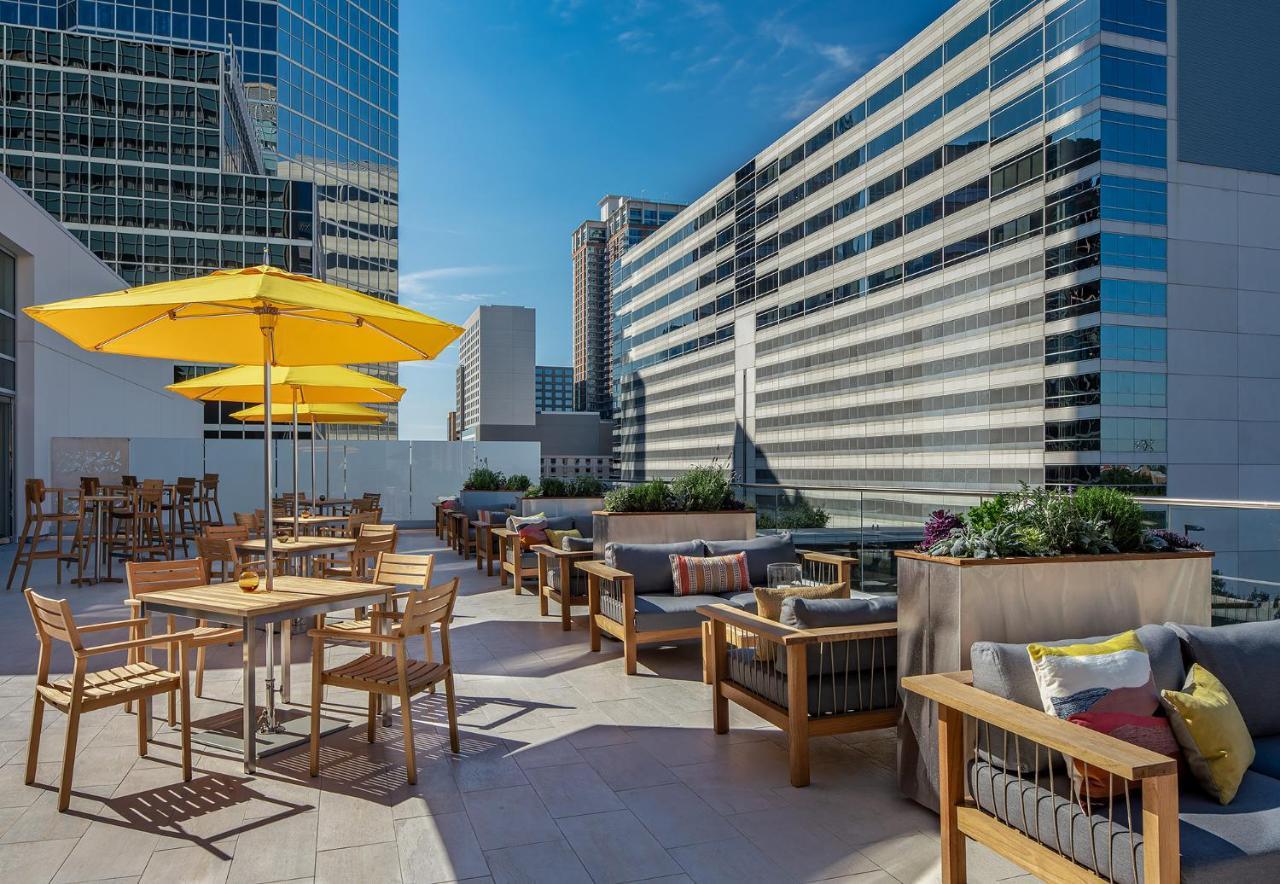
(970, 760, 1280, 884)
(727, 647, 896, 716)
(777, 596, 898, 676)
(705, 533, 795, 587)
(723, 591, 758, 614)
(605, 541, 705, 595)
(563, 534, 593, 552)
(1251, 736, 1280, 780)
(545, 515, 577, 531)
(1170, 620, 1280, 737)
(632, 593, 724, 633)
(970, 624, 1183, 773)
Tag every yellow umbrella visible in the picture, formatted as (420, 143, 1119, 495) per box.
(231, 403, 389, 507)
(169, 364, 405, 532)
(25, 265, 461, 587)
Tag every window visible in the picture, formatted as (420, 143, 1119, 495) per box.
(1044, 177, 1100, 234)
(991, 0, 1039, 32)
(1046, 233, 1102, 278)
(1100, 175, 1166, 224)
(905, 98, 942, 139)
(944, 178, 989, 215)
(905, 47, 942, 91)
(944, 68, 988, 113)
(991, 86, 1043, 140)
(865, 123, 903, 161)
(1101, 279, 1165, 315)
(945, 121, 989, 163)
(1103, 417, 1166, 453)
(1101, 47, 1166, 105)
(991, 27, 1043, 87)
(944, 14, 988, 61)
(904, 148, 943, 186)
(1047, 0, 1101, 59)
(992, 148, 1044, 198)
(1101, 111, 1167, 167)
(990, 210, 1042, 249)
(1102, 0, 1167, 42)
(1102, 325, 1166, 362)
(866, 77, 903, 117)
(1102, 233, 1166, 270)
(905, 198, 943, 234)
(1045, 372, 1102, 407)
(1045, 418, 1101, 451)
(1046, 326, 1101, 364)
(1045, 280, 1101, 321)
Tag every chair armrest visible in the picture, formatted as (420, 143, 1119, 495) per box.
(782, 621, 897, 646)
(490, 527, 516, 539)
(697, 603, 798, 642)
(902, 672, 1177, 781)
(800, 550, 858, 567)
(532, 545, 594, 560)
(308, 627, 400, 643)
(575, 560, 632, 581)
(78, 616, 149, 634)
(79, 630, 194, 657)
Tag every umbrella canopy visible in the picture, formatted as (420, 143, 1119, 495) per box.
(230, 402, 389, 424)
(23, 265, 462, 365)
(168, 364, 406, 404)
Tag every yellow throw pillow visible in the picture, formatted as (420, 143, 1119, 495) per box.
(1160, 664, 1254, 805)
(545, 528, 581, 550)
(752, 583, 848, 661)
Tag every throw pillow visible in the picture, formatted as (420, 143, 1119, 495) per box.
(1160, 664, 1255, 804)
(506, 512, 546, 532)
(752, 582, 847, 662)
(1067, 712, 1181, 799)
(546, 528, 581, 550)
(1027, 630, 1158, 720)
(669, 552, 749, 597)
(517, 523, 548, 548)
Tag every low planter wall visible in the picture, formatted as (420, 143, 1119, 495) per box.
(520, 497, 604, 519)
(458, 490, 525, 512)
(895, 549, 1214, 811)
(592, 510, 756, 557)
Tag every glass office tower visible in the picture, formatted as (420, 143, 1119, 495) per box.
(610, 0, 1241, 520)
(0, 0, 399, 439)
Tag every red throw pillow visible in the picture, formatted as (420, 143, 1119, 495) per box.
(1067, 711, 1182, 798)
(669, 552, 750, 597)
(517, 524, 548, 548)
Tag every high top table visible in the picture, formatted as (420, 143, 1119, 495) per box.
(137, 575, 392, 773)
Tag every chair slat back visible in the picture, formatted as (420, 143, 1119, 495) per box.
(25, 589, 83, 651)
(121, 475, 138, 488)
(206, 524, 250, 542)
(233, 511, 259, 533)
(175, 476, 197, 496)
(80, 476, 100, 496)
(127, 557, 209, 598)
(202, 473, 218, 489)
(346, 510, 378, 536)
(398, 577, 458, 637)
(372, 552, 432, 591)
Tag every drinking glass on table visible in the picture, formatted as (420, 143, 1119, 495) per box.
(767, 562, 803, 589)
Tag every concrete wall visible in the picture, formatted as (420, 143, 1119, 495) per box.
(1, 179, 199, 528)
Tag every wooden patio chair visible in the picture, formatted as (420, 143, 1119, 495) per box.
(195, 524, 249, 582)
(320, 523, 397, 581)
(200, 473, 223, 526)
(25, 588, 192, 811)
(233, 511, 260, 536)
(6, 479, 83, 590)
(308, 576, 461, 784)
(126, 558, 244, 711)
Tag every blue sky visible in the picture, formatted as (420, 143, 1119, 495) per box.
(395, 0, 949, 438)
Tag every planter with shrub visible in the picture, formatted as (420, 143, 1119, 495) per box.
(458, 465, 530, 510)
(519, 476, 607, 518)
(895, 484, 1214, 809)
(592, 465, 755, 555)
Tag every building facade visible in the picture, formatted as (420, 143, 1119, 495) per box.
(535, 364, 573, 412)
(454, 305, 536, 439)
(0, 0, 400, 439)
(572, 194, 684, 416)
(612, 0, 1280, 519)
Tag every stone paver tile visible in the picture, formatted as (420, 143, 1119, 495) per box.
(617, 782, 737, 849)
(509, 739, 584, 771)
(140, 844, 233, 884)
(482, 839, 592, 884)
(314, 842, 402, 884)
(1, 789, 104, 843)
(857, 831, 942, 884)
(556, 809, 682, 884)
(449, 745, 528, 794)
(0, 837, 79, 884)
(52, 819, 160, 883)
(523, 762, 623, 819)
(577, 742, 676, 792)
(395, 812, 489, 884)
(317, 787, 394, 850)
(727, 808, 879, 881)
(226, 809, 318, 884)
(461, 785, 562, 851)
(667, 835, 789, 884)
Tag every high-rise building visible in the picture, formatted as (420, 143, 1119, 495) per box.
(535, 365, 573, 413)
(572, 194, 684, 416)
(0, 0, 399, 439)
(612, 0, 1280, 517)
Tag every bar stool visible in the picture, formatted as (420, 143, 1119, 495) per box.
(199, 473, 223, 526)
(6, 479, 83, 590)
(164, 477, 201, 555)
(120, 475, 138, 490)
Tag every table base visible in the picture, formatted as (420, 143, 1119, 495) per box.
(189, 707, 348, 758)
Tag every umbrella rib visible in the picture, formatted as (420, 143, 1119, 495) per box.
(360, 318, 435, 359)
(92, 305, 182, 351)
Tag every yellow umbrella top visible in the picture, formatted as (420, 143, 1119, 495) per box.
(229, 402, 389, 425)
(23, 265, 463, 366)
(168, 364, 406, 404)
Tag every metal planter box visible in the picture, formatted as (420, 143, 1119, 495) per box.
(894, 549, 1214, 810)
(591, 510, 756, 557)
(519, 497, 605, 519)
(458, 490, 525, 511)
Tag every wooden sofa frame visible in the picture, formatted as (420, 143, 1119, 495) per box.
(902, 671, 1179, 884)
(577, 550, 858, 676)
(533, 544, 595, 630)
(702, 603, 898, 787)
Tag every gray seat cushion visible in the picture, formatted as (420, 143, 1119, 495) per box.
(705, 533, 795, 587)
(970, 760, 1280, 884)
(1169, 620, 1280, 737)
(563, 535, 593, 552)
(631, 593, 724, 632)
(724, 590, 758, 614)
(605, 541, 706, 595)
(969, 624, 1184, 773)
(545, 560, 587, 597)
(777, 596, 898, 676)
(727, 647, 896, 716)
(1252, 736, 1280, 781)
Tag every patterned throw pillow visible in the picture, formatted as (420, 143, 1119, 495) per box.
(1067, 712, 1182, 798)
(517, 523, 548, 548)
(506, 512, 546, 531)
(669, 552, 749, 597)
(1028, 630, 1159, 720)
(1160, 664, 1255, 805)
(546, 528, 581, 550)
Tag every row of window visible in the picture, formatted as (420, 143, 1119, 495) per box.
(0, 23, 220, 82)
(1045, 417, 1166, 452)
(1045, 370, 1166, 408)
(1045, 323, 1167, 364)
(4, 111, 221, 165)
(1045, 278, 1167, 321)
(2, 66, 221, 124)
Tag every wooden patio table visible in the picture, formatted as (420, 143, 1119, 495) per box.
(137, 575, 392, 773)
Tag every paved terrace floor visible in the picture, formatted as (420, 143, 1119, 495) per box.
(0, 530, 1032, 884)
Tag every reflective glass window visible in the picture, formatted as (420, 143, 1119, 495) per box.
(991, 86, 1042, 140)
(1100, 110, 1166, 167)
(1100, 175, 1166, 224)
(866, 77, 902, 117)
(905, 47, 942, 91)
(991, 27, 1043, 88)
(1101, 279, 1165, 315)
(1101, 47, 1166, 105)
(1102, 325, 1166, 361)
(1102, 371, 1166, 407)
(1102, 0, 1167, 41)
(944, 68, 987, 113)
(1102, 232, 1166, 270)
(944, 14, 988, 61)
(904, 98, 942, 139)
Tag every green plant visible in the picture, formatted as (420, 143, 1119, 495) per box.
(962, 497, 1010, 533)
(604, 479, 676, 512)
(670, 464, 746, 512)
(569, 475, 605, 497)
(504, 473, 532, 492)
(1073, 485, 1146, 552)
(758, 498, 830, 529)
(463, 466, 503, 491)
(526, 476, 607, 498)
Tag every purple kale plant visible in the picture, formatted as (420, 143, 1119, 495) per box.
(919, 509, 963, 551)
(1144, 528, 1204, 551)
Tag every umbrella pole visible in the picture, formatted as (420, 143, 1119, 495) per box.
(260, 328, 282, 736)
(310, 426, 317, 508)
(292, 397, 299, 537)
(326, 431, 331, 498)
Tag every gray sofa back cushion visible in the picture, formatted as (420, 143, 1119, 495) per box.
(970, 624, 1182, 773)
(563, 535, 593, 552)
(705, 533, 795, 587)
(777, 596, 897, 675)
(545, 515, 577, 531)
(1170, 619, 1280, 737)
(605, 540, 706, 595)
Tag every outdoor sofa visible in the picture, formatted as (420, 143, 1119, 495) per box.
(575, 533, 857, 675)
(492, 514, 593, 593)
(903, 618, 1280, 883)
